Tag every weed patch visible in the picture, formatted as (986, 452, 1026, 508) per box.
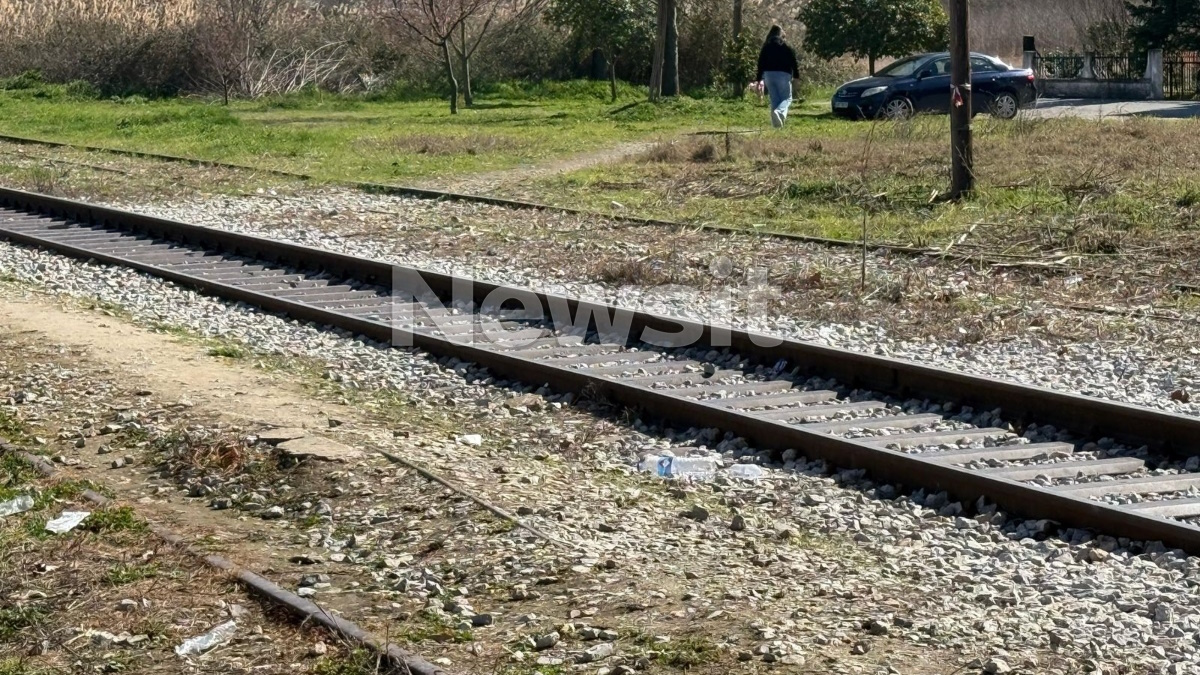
(0, 409, 29, 443)
(81, 506, 146, 534)
(313, 649, 386, 675)
(397, 612, 473, 644)
(105, 561, 159, 586)
(655, 634, 721, 668)
(0, 605, 46, 642)
(208, 344, 247, 359)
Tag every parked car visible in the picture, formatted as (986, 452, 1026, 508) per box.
(831, 52, 1037, 120)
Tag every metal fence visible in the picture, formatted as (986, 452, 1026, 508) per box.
(1035, 54, 1083, 79)
(1165, 53, 1200, 99)
(1035, 53, 1149, 81)
(1091, 54, 1147, 80)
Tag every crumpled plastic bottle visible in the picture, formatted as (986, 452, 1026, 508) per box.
(174, 621, 238, 657)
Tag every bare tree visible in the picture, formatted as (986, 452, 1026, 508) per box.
(195, 0, 290, 104)
(390, 0, 497, 113)
(449, 0, 545, 106)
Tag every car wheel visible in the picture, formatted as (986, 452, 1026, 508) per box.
(990, 91, 1019, 119)
(880, 97, 914, 120)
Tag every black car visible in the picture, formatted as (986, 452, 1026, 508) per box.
(832, 52, 1037, 120)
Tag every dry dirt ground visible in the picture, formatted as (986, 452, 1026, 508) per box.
(0, 283, 1076, 675)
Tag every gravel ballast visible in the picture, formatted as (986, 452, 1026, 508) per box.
(1, 191, 1199, 673)
(107, 188, 1200, 420)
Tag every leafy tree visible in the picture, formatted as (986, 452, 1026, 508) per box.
(720, 32, 758, 97)
(798, 0, 949, 75)
(1127, 0, 1200, 51)
(548, 0, 654, 102)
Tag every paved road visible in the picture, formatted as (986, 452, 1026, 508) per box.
(1029, 98, 1200, 119)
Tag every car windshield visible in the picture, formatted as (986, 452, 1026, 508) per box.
(876, 55, 927, 77)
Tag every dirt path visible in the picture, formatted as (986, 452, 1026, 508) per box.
(0, 296, 341, 431)
(421, 140, 654, 194)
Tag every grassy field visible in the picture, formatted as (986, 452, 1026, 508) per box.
(3, 78, 1200, 255)
(0, 79, 788, 184)
(514, 113, 1200, 249)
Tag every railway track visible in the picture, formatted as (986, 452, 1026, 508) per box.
(2, 185, 1200, 553)
(0, 131, 938, 255)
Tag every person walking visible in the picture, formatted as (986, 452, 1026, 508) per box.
(755, 25, 799, 128)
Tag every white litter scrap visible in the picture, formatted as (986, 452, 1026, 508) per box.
(175, 621, 238, 657)
(45, 511, 90, 534)
(0, 495, 33, 517)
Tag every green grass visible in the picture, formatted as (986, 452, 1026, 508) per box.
(523, 112, 1200, 249)
(0, 605, 46, 642)
(655, 635, 721, 668)
(396, 612, 474, 644)
(0, 409, 30, 444)
(6, 78, 1196, 252)
(0, 80, 778, 184)
(81, 506, 147, 534)
(313, 649, 385, 675)
(0, 658, 32, 675)
(0, 453, 37, 492)
(207, 344, 248, 359)
(104, 562, 159, 586)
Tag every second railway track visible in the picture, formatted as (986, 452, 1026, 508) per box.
(2, 185, 1200, 553)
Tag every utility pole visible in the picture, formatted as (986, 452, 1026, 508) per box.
(948, 0, 974, 199)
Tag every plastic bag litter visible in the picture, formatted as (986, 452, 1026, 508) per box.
(45, 511, 90, 534)
(175, 621, 238, 657)
(0, 495, 33, 517)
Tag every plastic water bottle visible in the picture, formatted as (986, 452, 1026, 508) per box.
(727, 464, 765, 481)
(639, 455, 718, 480)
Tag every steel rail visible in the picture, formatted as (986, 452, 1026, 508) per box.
(2, 185, 1199, 553)
(0, 131, 941, 255)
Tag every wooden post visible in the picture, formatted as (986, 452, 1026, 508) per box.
(948, 0, 973, 200)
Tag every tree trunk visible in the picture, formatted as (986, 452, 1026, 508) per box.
(609, 56, 618, 102)
(591, 49, 607, 80)
(459, 23, 474, 106)
(649, 0, 668, 99)
(869, 54, 876, 76)
(663, 0, 680, 96)
(442, 40, 459, 114)
(733, 0, 745, 98)
(463, 56, 474, 106)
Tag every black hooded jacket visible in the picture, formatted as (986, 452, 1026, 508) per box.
(756, 36, 799, 81)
